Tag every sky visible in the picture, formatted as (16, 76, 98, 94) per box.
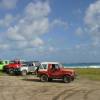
(0, 0, 100, 63)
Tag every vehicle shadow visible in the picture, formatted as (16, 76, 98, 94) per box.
(22, 78, 40, 82)
(22, 78, 65, 83)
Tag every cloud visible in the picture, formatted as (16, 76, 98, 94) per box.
(84, 0, 100, 47)
(5, 1, 67, 48)
(0, 0, 18, 9)
(0, 0, 68, 58)
(6, 1, 50, 39)
(3, 1, 50, 50)
(17, 18, 49, 39)
(85, 0, 100, 26)
(51, 19, 68, 30)
(75, 44, 81, 49)
(75, 27, 83, 36)
(0, 14, 13, 27)
(25, 1, 51, 18)
(48, 46, 55, 52)
(30, 38, 44, 47)
(92, 37, 100, 47)
(7, 26, 26, 41)
(0, 43, 9, 49)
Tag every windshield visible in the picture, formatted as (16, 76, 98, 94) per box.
(9, 61, 14, 64)
(59, 64, 64, 68)
(39, 65, 44, 69)
(10, 60, 25, 64)
(42, 64, 47, 69)
(51, 64, 63, 70)
(0, 61, 3, 64)
(10, 61, 19, 64)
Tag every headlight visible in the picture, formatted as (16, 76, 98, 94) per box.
(16, 65, 19, 68)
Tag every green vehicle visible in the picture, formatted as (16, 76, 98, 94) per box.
(0, 60, 9, 71)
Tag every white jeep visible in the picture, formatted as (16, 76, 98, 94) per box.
(20, 61, 40, 76)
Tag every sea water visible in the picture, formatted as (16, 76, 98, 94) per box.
(63, 63, 100, 68)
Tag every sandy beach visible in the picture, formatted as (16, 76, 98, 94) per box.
(0, 75, 100, 100)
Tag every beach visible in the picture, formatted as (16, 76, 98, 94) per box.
(0, 75, 100, 100)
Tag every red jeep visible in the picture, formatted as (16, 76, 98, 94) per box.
(37, 62, 76, 83)
(4, 60, 24, 74)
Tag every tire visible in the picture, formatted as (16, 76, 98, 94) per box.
(6, 69, 9, 74)
(9, 69, 14, 75)
(40, 75, 48, 82)
(21, 70, 27, 76)
(63, 75, 71, 83)
(71, 77, 74, 81)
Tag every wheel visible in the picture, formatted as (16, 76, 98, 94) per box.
(6, 69, 9, 74)
(21, 70, 27, 76)
(40, 75, 48, 82)
(48, 78, 52, 82)
(63, 75, 71, 83)
(8, 69, 14, 75)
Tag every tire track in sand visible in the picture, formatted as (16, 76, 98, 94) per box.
(52, 87, 78, 100)
(53, 88, 100, 100)
(83, 89, 100, 100)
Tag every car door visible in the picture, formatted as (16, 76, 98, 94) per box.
(28, 63, 35, 72)
(50, 64, 61, 78)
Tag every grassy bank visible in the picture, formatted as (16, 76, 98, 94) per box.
(74, 68, 100, 81)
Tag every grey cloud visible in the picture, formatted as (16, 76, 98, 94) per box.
(0, 0, 18, 9)
(84, 0, 100, 47)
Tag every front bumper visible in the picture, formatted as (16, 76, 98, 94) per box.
(12, 68, 21, 74)
(6, 68, 20, 74)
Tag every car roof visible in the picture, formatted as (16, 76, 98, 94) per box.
(41, 62, 60, 64)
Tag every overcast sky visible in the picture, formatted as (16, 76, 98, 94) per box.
(0, 0, 100, 63)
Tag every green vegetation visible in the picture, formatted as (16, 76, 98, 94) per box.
(74, 68, 100, 81)
(0, 71, 3, 76)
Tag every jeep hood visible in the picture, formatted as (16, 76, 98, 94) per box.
(6, 64, 20, 68)
(61, 68, 75, 72)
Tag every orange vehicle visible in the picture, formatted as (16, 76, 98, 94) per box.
(37, 62, 76, 83)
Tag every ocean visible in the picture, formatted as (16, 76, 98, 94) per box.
(63, 63, 100, 68)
